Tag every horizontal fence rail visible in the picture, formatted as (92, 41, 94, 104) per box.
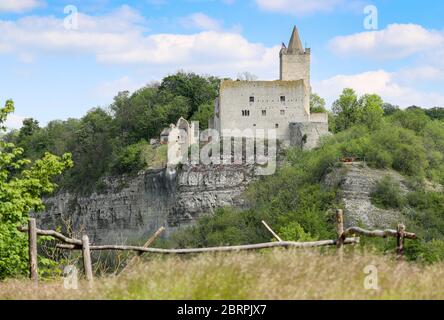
(55, 238, 360, 253)
(19, 210, 417, 283)
(340, 226, 417, 240)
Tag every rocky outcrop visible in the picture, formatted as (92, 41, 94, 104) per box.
(38, 164, 256, 244)
(326, 162, 408, 229)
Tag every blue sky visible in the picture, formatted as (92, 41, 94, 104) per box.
(1, 0, 444, 129)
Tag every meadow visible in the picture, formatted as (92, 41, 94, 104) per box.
(1, 249, 443, 300)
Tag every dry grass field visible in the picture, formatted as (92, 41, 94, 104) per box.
(1, 249, 444, 300)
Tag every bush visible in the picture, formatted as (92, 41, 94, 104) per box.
(391, 108, 430, 133)
(278, 222, 318, 241)
(111, 140, 150, 175)
(366, 145, 393, 168)
(405, 240, 444, 264)
(370, 176, 405, 209)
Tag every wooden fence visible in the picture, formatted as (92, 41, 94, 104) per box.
(19, 209, 416, 284)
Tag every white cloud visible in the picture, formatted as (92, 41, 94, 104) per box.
(179, 13, 223, 31)
(0, 6, 279, 79)
(314, 70, 444, 108)
(5, 113, 25, 130)
(395, 66, 444, 83)
(329, 23, 444, 59)
(324, 23, 444, 107)
(0, 0, 42, 13)
(255, 0, 356, 15)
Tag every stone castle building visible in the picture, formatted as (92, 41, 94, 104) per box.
(210, 26, 329, 149)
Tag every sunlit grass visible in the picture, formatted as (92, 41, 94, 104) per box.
(1, 249, 444, 300)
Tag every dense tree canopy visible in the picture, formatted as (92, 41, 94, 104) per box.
(4, 72, 220, 193)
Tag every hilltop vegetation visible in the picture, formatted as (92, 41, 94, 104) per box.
(4, 72, 220, 194)
(171, 88, 444, 263)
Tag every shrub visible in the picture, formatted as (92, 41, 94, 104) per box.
(370, 176, 405, 209)
(366, 145, 393, 168)
(111, 140, 150, 174)
(278, 222, 318, 241)
(390, 108, 430, 133)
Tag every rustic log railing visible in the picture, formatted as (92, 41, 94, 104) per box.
(19, 210, 417, 283)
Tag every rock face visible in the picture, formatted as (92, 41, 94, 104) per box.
(38, 164, 255, 244)
(326, 162, 408, 229)
(38, 159, 414, 244)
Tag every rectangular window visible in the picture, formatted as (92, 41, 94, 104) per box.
(249, 96, 254, 103)
(280, 96, 286, 102)
(275, 123, 279, 128)
(280, 110, 285, 115)
(262, 110, 266, 116)
(242, 110, 250, 116)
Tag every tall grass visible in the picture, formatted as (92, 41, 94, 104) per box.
(1, 249, 444, 300)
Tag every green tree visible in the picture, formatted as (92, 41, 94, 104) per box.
(65, 108, 114, 193)
(332, 88, 361, 132)
(0, 100, 73, 279)
(191, 102, 214, 130)
(18, 118, 40, 140)
(382, 103, 400, 116)
(391, 108, 430, 133)
(159, 72, 219, 116)
(310, 93, 327, 113)
(425, 107, 444, 120)
(358, 94, 384, 130)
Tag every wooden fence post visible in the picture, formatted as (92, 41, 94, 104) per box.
(28, 218, 38, 282)
(261, 220, 283, 242)
(120, 226, 166, 275)
(396, 224, 406, 261)
(336, 209, 344, 261)
(82, 235, 94, 286)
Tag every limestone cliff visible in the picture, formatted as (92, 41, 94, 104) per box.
(38, 164, 255, 244)
(325, 162, 408, 229)
(38, 160, 419, 245)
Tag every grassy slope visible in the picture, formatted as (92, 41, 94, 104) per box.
(1, 249, 444, 300)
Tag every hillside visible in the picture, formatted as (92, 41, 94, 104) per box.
(170, 93, 444, 263)
(2, 79, 444, 282)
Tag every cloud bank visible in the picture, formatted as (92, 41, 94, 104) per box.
(0, 0, 42, 13)
(329, 23, 444, 59)
(255, 0, 360, 15)
(0, 6, 279, 79)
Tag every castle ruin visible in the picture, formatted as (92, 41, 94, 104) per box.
(209, 26, 329, 149)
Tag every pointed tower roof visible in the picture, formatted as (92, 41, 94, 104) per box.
(287, 26, 303, 53)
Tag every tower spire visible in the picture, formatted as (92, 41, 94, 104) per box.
(287, 26, 303, 53)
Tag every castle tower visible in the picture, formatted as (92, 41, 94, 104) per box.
(280, 26, 311, 114)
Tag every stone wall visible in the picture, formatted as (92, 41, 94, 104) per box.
(37, 164, 256, 244)
(289, 121, 329, 150)
(217, 80, 309, 141)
